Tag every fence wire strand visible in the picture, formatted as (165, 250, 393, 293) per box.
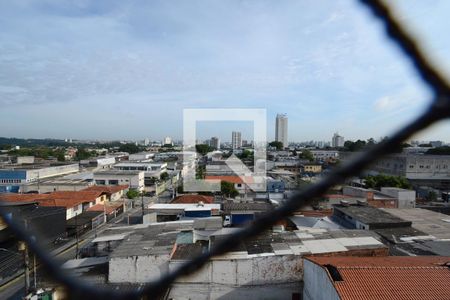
(1, 0, 450, 299)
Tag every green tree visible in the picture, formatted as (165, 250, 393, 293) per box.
(56, 152, 66, 162)
(426, 190, 438, 202)
(426, 146, 450, 155)
(119, 143, 140, 154)
(269, 141, 283, 150)
(364, 175, 411, 189)
(367, 138, 376, 147)
(299, 150, 314, 162)
(195, 144, 213, 156)
(343, 140, 367, 152)
(221, 181, 239, 198)
(160, 172, 169, 181)
(196, 165, 205, 179)
(126, 189, 140, 199)
(75, 148, 91, 160)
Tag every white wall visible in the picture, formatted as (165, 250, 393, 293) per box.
(170, 255, 303, 285)
(109, 254, 170, 283)
(66, 204, 83, 220)
(303, 259, 340, 300)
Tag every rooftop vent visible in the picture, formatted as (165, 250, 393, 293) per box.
(357, 200, 368, 206)
(340, 200, 350, 207)
(325, 264, 343, 281)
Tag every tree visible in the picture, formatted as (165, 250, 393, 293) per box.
(367, 138, 376, 147)
(343, 140, 366, 152)
(119, 143, 140, 154)
(75, 148, 91, 160)
(426, 146, 450, 155)
(126, 189, 140, 199)
(299, 150, 314, 162)
(56, 152, 65, 162)
(195, 144, 213, 156)
(269, 141, 283, 150)
(364, 175, 411, 189)
(160, 172, 169, 181)
(426, 190, 438, 202)
(221, 181, 239, 198)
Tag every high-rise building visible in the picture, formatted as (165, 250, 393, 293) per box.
(275, 113, 288, 148)
(210, 137, 220, 150)
(332, 133, 345, 148)
(232, 131, 242, 150)
(163, 136, 173, 146)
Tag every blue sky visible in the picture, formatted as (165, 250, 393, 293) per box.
(1, 0, 449, 142)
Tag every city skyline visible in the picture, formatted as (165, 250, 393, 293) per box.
(1, 1, 450, 141)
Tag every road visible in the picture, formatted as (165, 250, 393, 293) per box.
(0, 201, 150, 300)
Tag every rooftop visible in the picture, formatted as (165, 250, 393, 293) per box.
(222, 202, 273, 213)
(93, 170, 143, 176)
(82, 185, 128, 195)
(382, 208, 450, 240)
(205, 175, 254, 184)
(171, 194, 214, 204)
(334, 204, 411, 227)
(306, 256, 450, 300)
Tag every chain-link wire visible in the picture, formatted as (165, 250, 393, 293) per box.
(1, 0, 450, 299)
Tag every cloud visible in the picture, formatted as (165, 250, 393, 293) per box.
(0, 0, 449, 140)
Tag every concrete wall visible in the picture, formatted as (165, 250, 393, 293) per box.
(109, 254, 170, 283)
(27, 164, 80, 180)
(303, 259, 340, 300)
(170, 255, 303, 286)
(381, 187, 416, 208)
(168, 282, 301, 300)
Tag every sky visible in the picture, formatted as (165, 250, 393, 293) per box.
(1, 0, 450, 143)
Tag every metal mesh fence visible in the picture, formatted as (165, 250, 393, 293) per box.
(1, 0, 450, 299)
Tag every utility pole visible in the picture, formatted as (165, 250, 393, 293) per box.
(33, 254, 37, 290)
(23, 220, 30, 295)
(75, 212, 79, 259)
(141, 192, 145, 219)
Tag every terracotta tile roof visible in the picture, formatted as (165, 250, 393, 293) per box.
(82, 185, 128, 195)
(49, 191, 103, 201)
(0, 191, 101, 209)
(172, 195, 214, 204)
(37, 199, 85, 209)
(87, 202, 123, 214)
(0, 193, 50, 202)
(306, 256, 450, 300)
(205, 175, 254, 184)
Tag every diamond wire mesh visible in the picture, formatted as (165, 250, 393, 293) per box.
(1, 1, 450, 299)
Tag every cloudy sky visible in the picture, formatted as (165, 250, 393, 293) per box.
(1, 0, 449, 142)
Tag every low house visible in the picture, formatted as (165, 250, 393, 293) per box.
(66, 211, 105, 236)
(172, 194, 214, 204)
(332, 203, 411, 230)
(222, 202, 273, 227)
(303, 256, 450, 300)
(93, 170, 145, 192)
(87, 201, 125, 221)
(0, 190, 106, 219)
(81, 185, 128, 202)
(302, 163, 322, 174)
(148, 203, 221, 222)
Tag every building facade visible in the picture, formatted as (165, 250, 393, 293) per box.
(210, 137, 220, 150)
(232, 131, 242, 150)
(332, 133, 344, 148)
(275, 114, 288, 148)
